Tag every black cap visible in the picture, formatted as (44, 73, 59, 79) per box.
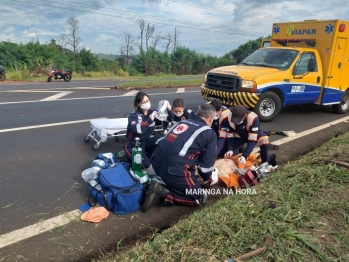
(231, 105, 246, 123)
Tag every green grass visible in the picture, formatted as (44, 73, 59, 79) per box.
(96, 132, 349, 262)
(116, 79, 203, 89)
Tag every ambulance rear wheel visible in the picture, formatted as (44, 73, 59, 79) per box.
(254, 91, 281, 122)
(332, 90, 349, 114)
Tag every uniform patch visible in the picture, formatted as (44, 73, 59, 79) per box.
(173, 123, 189, 134)
(138, 116, 142, 123)
(131, 121, 136, 125)
(252, 127, 259, 131)
(181, 116, 186, 120)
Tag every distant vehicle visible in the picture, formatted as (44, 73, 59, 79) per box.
(0, 65, 5, 81)
(47, 68, 72, 82)
(201, 19, 349, 121)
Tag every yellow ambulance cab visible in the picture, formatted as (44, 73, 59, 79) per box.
(201, 19, 349, 121)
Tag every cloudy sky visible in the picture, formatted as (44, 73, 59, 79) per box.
(1, 0, 349, 57)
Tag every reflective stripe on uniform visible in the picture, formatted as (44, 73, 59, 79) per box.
(218, 110, 230, 127)
(149, 121, 155, 127)
(218, 129, 227, 138)
(226, 132, 234, 138)
(248, 133, 257, 141)
(258, 135, 269, 146)
(246, 112, 258, 130)
(136, 123, 142, 134)
(198, 165, 214, 173)
(179, 126, 211, 157)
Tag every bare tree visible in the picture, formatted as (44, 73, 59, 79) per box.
(57, 33, 67, 48)
(66, 16, 81, 53)
(162, 33, 172, 53)
(152, 31, 162, 49)
(120, 33, 135, 65)
(173, 26, 180, 52)
(145, 23, 155, 51)
(137, 19, 145, 52)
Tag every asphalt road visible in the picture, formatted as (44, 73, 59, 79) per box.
(0, 80, 349, 261)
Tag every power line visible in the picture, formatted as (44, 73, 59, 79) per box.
(10, 0, 269, 37)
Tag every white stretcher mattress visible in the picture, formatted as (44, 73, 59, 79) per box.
(90, 118, 128, 142)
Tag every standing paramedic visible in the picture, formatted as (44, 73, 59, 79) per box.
(141, 103, 218, 212)
(224, 105, 270, 164)
(123, 91, 161, 176)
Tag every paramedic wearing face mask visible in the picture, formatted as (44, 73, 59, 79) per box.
(168, 98, 195, 126)
(123, 91, 160, 175)
(224, 105, 270, 164)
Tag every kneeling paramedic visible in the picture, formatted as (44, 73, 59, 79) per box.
(224, 105, 270, 164)
(141, 103, 218, 212)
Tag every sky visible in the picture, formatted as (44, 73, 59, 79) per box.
(1, 0, 349, 57)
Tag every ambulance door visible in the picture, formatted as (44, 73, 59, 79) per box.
(287, 52, 322, 105)
(328, 37, 349, 92)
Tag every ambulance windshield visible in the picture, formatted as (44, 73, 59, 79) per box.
(240, 48, 299, 69)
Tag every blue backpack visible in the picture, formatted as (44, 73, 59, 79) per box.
(88, 162, 144, 215)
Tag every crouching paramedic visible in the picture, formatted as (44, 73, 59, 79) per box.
(141, 103, 218, 212)
(224, 105, 270, 164)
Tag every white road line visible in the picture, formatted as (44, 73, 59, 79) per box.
(0, 118, 105, 133)
(0, 210, 81, 249)
(122, 90, 139, 96)
(0, 90, 200, 105)
(0, 115, 348, 249)
(40, 91, 73, 101)
(176, 88, 185, 93)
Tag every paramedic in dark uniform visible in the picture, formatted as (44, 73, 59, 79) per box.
(224, 105, 270, 164)
(123, 91, 160, 175)
(209, 99, 231, 158)
(141, 103, 218, 212)
(161, 97, 195, 132)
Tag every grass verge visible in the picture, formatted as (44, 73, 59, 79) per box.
(116, 79, 203, 89)
(96, 132, 349, 262)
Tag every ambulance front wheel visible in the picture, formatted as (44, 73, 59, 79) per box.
(254, 91, 282, 122)
(332, 90, 349, 114)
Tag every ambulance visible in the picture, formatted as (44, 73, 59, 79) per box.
(201, 19, 349, 121)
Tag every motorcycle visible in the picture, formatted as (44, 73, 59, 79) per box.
(47, 68, 72, 82)
(0, 65, 5, 81)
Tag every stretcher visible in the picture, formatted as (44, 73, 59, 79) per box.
(84, 117, 165, 151)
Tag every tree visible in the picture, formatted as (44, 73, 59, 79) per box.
(136, 19, 145, 52)
(120, 33, 135, 66)
(173, 26, 180, 52)
(145, 23, 155, 51)
(162, 33, 172, 53)
(152, 31, 162, 49)
(66, 17, 81, 53)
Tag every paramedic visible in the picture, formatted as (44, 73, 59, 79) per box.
(123, 91, 160, 175)
(168, 97, 195, 126)
(141, 103, 217, 212)
(209, 99, 231, 158)
(224, 105, 270, 164)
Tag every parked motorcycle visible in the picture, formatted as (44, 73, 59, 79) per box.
(0, 65, 5, 81)
(47, 68, 72, 82)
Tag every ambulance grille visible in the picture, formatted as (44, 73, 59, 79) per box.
(207, 73, 241, 92)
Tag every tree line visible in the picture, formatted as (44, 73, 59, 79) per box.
(0, 16, 266, 76)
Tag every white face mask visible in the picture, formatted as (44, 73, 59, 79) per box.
(140, 102, 151, 110)
(214, 115, 219, 120)
(174, 113, 183, 117)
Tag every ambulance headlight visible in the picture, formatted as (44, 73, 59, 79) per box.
(241, 80, 257, 92)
